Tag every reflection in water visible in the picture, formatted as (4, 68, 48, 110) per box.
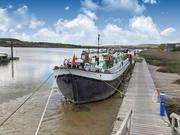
(11, 61, 14, 79)
(11, 42, 14, 79)
(0, 47, 83, 103)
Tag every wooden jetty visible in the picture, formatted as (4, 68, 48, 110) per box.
(0, 53, 10, 63)
(111, 59, 172, 135)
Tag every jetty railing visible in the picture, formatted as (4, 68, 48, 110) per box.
(170, 112, 180, 134)
(115, 109, 133, 135)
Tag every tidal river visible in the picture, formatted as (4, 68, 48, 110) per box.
(0, 47, 123, 135)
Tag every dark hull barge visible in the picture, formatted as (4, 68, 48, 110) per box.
(54, 59, 130, 104)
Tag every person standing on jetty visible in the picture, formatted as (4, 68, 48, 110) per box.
(129, 54, 132, 65)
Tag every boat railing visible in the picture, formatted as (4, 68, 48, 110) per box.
(170, 112, 180, 134)
(115, 109, 133, 135)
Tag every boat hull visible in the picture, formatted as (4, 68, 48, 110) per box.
(55, 58, 131, 104)
(56, 74, 122, 104)
(56, 67, 131, 103)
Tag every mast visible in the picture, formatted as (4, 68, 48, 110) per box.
(97, 34, 100, 65)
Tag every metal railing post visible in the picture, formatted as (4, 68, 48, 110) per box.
(115, 109, 133, 135)
(170, 112, 180, 134)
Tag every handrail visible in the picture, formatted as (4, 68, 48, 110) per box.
(170, 112, 180, 134)
(116, 109, 133, 135)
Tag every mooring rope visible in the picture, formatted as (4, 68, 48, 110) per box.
(0, 72, 54, 127)
(101, 79, 126, 96)
(35, 88, 54, 135)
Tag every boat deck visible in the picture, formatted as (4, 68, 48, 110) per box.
(111, 59, 172, 135)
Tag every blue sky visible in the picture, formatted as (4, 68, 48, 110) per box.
(0, 0, 179, 45)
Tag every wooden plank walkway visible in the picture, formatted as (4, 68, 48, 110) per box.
(111, 59, 172, 135)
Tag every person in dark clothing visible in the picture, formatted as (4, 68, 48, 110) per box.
(95, 55, 99, 65)
(129, 54, 132, 65)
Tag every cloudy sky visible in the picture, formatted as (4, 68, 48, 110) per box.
(0, 0, 179, 45)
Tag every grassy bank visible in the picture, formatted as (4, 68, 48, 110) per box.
(0, 38, 103, 49)
(139, 49, 180, 74)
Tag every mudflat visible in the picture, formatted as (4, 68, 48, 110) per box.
(149, 65, 180, 116)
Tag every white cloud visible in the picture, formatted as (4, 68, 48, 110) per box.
(11, 32, 30, 41)
(81, 0, 145, 14)
(0, 27, 30, 41)
(83, 9, 97, 20)
(101, 16, 177, 45)
(29, 15, 45, 29)
(16, 24, 23, 29)
(51, 14, 165, 45)
(81, 0, 99, 10)
(13, 5, 30, 30)
(65, 6, 70, 11)
(129, 16, 160, 39)
(32, 10, 98, 44)
(55, 16, 96, 33)
(32, 28, 59, 42)
(103, 23, 123, 33)
(102, 18, 161, 45)
(0, 8, 10, 32)
(0, 5, 178, 45)
(102, 0, 145, 13)
(0, 5, 45, 41)
(143, 0, 159, 4)
(15, 5, 28, 15)
(9, 5, 44, 30)
(161, 27, 176, 36)
(55, 11, 98, 44)
(105, 17, 122, 24)
(102, 24, 131, 44)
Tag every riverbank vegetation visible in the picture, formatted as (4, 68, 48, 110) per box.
(139, 49, 180, 74)
(0, 38, 159, 49)
(0, 38, 91, 48)
(173, 79, 180, 84)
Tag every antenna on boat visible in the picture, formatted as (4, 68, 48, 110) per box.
(97, 34, 100, 65)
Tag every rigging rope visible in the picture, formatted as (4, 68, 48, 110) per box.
(0, 72, 54, 127)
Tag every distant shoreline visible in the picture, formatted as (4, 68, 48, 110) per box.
(0, 43, 101, 49)
(0, 45, 95, 49)
(0, 38, 165, 49)
(0, 38, 102, 49)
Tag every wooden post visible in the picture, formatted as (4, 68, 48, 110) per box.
(11, 41, 14, 78)
(11, 41, 13, 61)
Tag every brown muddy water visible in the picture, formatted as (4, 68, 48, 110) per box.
(0, 47, 124, 135)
